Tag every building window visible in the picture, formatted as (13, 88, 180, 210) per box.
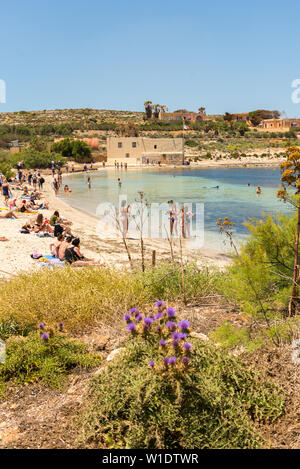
(118, 142, 122, 148)
(154, 145, 157, 149)
(126, 153, 130, 158)
(132, 142, 136, 148)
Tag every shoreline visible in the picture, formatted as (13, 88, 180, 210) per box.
(0, 172, 232, 280)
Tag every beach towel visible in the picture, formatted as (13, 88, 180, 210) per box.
(31, 252, 65, 267)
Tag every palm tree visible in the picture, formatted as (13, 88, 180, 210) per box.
(144, 101, 153, 119)
(152, 104, 162, 119)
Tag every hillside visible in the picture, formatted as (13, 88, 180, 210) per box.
(0, 109, 145, 127)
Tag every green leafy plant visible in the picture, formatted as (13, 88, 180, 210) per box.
(0, 328, 101, 391)
(78, 304, 284, 449)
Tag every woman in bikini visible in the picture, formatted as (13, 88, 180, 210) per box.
(33, 213, 54, 234)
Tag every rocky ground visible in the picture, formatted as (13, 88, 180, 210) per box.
(0, 299, 298, 449)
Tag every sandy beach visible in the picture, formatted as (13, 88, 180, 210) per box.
(0, 168, 233, 280)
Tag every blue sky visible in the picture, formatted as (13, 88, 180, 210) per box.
(1, 0, 300, 116)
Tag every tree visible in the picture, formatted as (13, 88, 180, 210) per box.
(248, 110, 280, 126)
(10, 149, 62, 169)
(277, 146, 300, 316)
(224, 112, 234, 122)
(29, 136, 48, 152)
(0, 160, 13, 179)
(152, 104, 162, 119)
(198, 107, 206, 114)
(144, 101, 153, 120)
(116, 122, 139, 137)
(51, 138, 92, 163)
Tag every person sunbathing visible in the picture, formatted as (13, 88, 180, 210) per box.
(33, 214, 54, 234)
(9, 198, 17, 211)
(50, 234, 72, 260)
(21, 222, 33, 233)
(0, 210, 18, 219)
(18, 199, 36, 213)
(36, 201, 49, 210)
(64, 238, 101, 266)
(50, 211, 72, 227)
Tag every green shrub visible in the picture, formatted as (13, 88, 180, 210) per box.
(51, 138, 92, 163)
(78, 335, 284, 449)
(0, 331, 101, 392)
(220, 210, 297, 321)
(10, 149, 62, 169)
(0, 160, 13, 179)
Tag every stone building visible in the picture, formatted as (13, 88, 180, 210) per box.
(261, 118, 300, 131)
(107, 137, 184, 164)
(159, 110, 206, 123)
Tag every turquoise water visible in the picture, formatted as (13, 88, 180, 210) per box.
(59, 167, 292, 252)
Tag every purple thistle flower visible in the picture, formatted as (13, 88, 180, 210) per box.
(148, 360, 155, 368)
(172, 340, 180, 348)
(183, 342, 192, 351)
(182, 356, 191, 365)
(159, 339, 167, 347)
(59, 322, 64, 331)
(167, 356, 176, 365)
(144, 317, 154, 325)
(155, 325, 162, 333)
(154, 312, 164, 320)
(163, 357, 169, 366)
(174, 332, 187, 340)
(166, 307, 176, 318)
(123, 313, 131, 321)
(129, 308, 138, 315)
(38, 322, 45, 330)
(155, 301, 163, 308)
(126, 322, 136, 332)
(178, 320, 190, 331)
(166, 321, 177, 331)
(41, 333, 49, 342)
(171, 332, 181, 340)
(135, 313, 143, 322)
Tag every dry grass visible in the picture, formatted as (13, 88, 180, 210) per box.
(0, 264, 220, 333)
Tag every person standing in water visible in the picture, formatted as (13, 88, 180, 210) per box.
(87, 176, 91, 189)
(118, 178, 122, 187)
(256, 186, 261, 194)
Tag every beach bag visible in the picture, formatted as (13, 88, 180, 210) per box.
(31, 249, 42, 259)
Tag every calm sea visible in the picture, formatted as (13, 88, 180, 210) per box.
(59, 167, 292, 252)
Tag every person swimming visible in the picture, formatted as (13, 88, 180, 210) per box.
(256, 186, 262, 194)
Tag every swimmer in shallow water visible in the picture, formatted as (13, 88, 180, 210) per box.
(256, 186, 261, 194)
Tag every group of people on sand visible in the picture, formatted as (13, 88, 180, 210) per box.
(1, 174, 50, 216)
(1, 167, 101, 268)
(46, 210, 101, 266)
(21, 209, 101, 266)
